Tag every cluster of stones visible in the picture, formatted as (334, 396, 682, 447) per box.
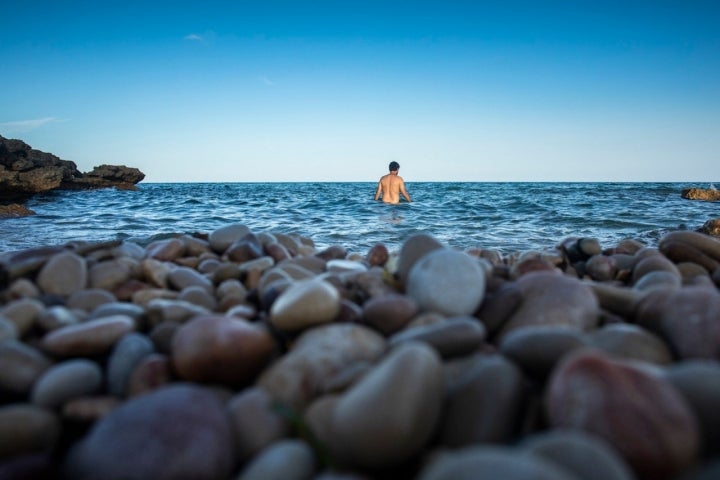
(1, 224, 720, 480)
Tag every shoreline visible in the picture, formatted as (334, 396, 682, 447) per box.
(1, 225, 719, 479)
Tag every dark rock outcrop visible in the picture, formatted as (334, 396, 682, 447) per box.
(0, 135, 144, 203)
(697, 219, 720, 237)
(681, 188, 720, 201)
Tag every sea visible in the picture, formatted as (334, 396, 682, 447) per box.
(1, 182, 718, 256)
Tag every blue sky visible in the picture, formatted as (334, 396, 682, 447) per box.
(1, 1, 719, 182)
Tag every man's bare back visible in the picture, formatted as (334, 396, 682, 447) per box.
(374, 162, 411, 204)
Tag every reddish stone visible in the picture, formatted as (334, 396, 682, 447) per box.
(546, 349, 699, 479)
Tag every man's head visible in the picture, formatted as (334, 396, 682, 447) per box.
(389, 161, 400, 172)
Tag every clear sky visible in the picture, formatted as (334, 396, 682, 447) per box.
(1, 1, 719, 182)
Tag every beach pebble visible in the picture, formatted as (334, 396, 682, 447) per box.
(112, 278, 152, 302)
(37, 305, 82, 331)
(406, 248, 486, 317)
(615, 238, 645, 255)
(661, 240, 720, 273)
(664, 360, 720, 456)
(226, 233, 264, 262)
(316, 245, 346, 261)
(130, 288, 177, 309)
(418, 446, 579, 480)
(578, 237, 602, 257)
(520, 429, 635, 480)
(1, 297, 44, 337)
(65, 384, 236, 480)
(5, 277, 40, 299)
(36, 251, 87, 296)
(145, 238, 186, 261)
(676, 261, 711, 281)
(327, 342, 444, 469)
(31, 359, 103, 409)
(327, 259, 367, 274)
(146, 298, 210, 325)
(264, 241, 292, 263)
(225, 302, 256, 320)
(236, 440, 316, 480)
(397, 233, 444, 283)
(208, 224, 251, 253)
(632, 253, 681, 283)
(389, 316, 486, 358)
(366, 243, 389, 266)
(636, 286, 720, 359)
(439, 354, 527, 447)
(361, 293, 418, 335)
(140, 258, 171, 288)
(88, 259, 132, 290)
(238, 256, 275, 275)
(66, 288, 116, 312)
(633, 270, 682, 291)
(41, 315, 136, 357)
(660, 231, 720, 263)
(227, 387, 291, 463)
(126, 353, 172, 397)
(63, 395, 122, 423)
(178, 284, 218, 310)
(184, 234, 213, 254)
(334, 298, 363, 323)
(217, 277, 248, 300)
(88, 301, 145, 323)
(499, 325, 588, 379)
(258, 324, 386, 410)
(269, 278, 341, 331)
(171, 315, 275, 387)
(277, 261, 319, 280)
(497, 271, 599, 338)
(588, 282, 643, 319)
(546, 348, 699, 479)
(0, 316, 17, 341)
(587, 323, 673, 364)
(0, 404, 60, 458)
(166, 266, 213, 293)
(510, 253, 558, 278)
(271, 231, 301, 254)
(106, 332, 155, 397)
(476, 283, 523, 335)
(0, 340, 53, 395)
(584, 254, 617, 281)
(352, 269, 396, 298)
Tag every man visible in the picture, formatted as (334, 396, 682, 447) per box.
(374, 161, 412, 204)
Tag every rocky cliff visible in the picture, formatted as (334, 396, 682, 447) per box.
(0, 135, 145, 204)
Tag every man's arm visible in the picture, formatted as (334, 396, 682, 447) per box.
(399, 179, 411, 202)
(374, 181, 382, 201)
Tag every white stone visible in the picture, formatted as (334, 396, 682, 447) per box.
(407, 248, 486, 316)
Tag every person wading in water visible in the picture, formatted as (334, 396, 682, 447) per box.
(374, 161, 412, 204)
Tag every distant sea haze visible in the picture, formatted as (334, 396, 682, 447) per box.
(0, 182, 716, 255)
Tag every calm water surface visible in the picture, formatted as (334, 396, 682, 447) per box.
(1, 182, 718, 255)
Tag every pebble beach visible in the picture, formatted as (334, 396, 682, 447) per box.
(1, 224, 720, 480)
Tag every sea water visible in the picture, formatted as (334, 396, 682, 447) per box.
(1, 182, 718, 255)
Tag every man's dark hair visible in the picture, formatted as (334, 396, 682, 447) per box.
(389, 161, 400, 171)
